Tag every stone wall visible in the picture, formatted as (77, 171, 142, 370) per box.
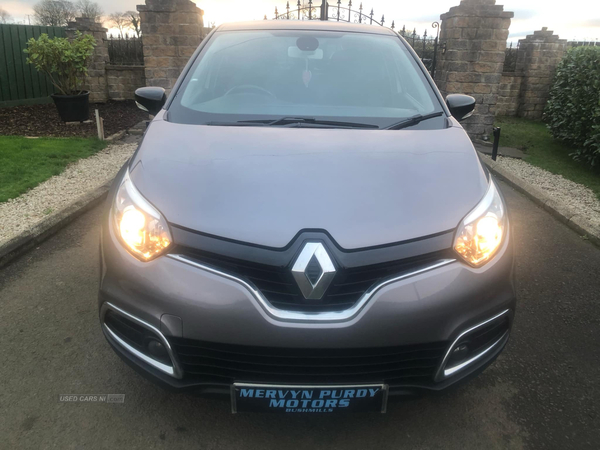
(515, 28, 568, 119)
(495, 72, 522, 116)
(66, 17, 109, 103)
(137, 0, 204, 93)
(435, 0, 513, 139)
(67, 18, 147, 103)
(106, 66, 146, 100)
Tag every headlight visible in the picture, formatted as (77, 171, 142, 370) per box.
(454, 179, 506, 267)
(112, 169, 172, 261)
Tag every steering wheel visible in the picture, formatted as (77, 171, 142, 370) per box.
(225, 85, 276, 98)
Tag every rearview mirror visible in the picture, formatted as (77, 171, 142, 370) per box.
(446, 94, 476, 122)
(135, 87, 167, 116)
(288, 47, 324, 59)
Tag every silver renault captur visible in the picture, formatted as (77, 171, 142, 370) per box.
(99, 20, 515, 414)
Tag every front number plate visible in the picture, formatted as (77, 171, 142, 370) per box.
(231, 383, 388, 413)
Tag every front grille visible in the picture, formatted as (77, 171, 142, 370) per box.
(169, 338, 447, 386)
(177, 247, 450, 312)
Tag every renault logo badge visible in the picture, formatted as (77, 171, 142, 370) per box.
(291, 242, 336, 300)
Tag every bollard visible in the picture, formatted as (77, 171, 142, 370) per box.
(492, 127, 501, 161)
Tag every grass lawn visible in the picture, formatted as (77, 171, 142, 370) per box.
(0, 136, 106, 203)
(493, 116, 600, 200)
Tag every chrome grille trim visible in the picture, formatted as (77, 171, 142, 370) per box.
(167, 254, 456, 323)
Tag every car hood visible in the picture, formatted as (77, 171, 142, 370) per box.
(130, 117, 488, 250)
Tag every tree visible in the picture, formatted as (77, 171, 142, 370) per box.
(75, 0, 103, 22)
(0, 7, 12, 24)
(109, 12, 129, 37)
(33, 0, 76, 26)
(125, 11, 141, 37)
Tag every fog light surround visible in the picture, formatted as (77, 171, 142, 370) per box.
(101, 302, 182, 379)
(435, 310, 510, 382)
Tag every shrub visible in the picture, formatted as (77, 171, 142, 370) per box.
(544, 46, 600, 169)
(24, 32, 96, 96)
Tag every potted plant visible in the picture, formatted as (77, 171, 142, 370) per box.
(25, 32, 96, 123)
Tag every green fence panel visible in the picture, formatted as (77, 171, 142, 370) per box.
(1, 25, 18, 101)
(0, 27, 10, 101)
(0, 24, 66, 108)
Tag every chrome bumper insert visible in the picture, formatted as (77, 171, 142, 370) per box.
(100, 302, 183, 379)
(435, 309, 510, 382)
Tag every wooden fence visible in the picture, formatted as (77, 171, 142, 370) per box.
(0, 24, 66, 108)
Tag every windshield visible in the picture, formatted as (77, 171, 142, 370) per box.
(168, 29, 445, 129)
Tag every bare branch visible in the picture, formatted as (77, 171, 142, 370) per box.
(0, 7, 12, 24)
(109, 12, 130, 38)
(33, 0, 77, 26)
(75, 0, 103, 23)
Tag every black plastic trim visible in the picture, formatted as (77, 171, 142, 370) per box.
(169, 226, 455, 269)
(102, 323, 505, 396)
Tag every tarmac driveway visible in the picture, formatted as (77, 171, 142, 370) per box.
(1, 180, 599, 449)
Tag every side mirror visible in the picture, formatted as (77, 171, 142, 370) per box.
(134, 87, 167, 116)
(446, 94, 476, 121)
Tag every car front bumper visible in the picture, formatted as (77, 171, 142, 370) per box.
(99, 208, 516, 396)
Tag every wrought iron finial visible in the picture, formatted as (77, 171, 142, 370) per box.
(432, 21, 440, 39)
(391, 20, 395, 30)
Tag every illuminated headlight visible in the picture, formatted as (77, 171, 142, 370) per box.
(454, 179, 506, 267)
(112, 169, 172, 261)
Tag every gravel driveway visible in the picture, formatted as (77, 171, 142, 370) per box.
(0, 142, 137, 245)
(483, 154, 600, 229)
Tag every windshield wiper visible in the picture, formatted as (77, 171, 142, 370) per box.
(239, 117, 379, 129)
(384, 111, 445, 130)
(204, 121, 269, 127)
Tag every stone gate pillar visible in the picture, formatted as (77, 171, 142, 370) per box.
(435, 0, 513, 139)
(137, 0, 204, 93)
(66, 17, 109, 103)
(516, 28, 568, 119)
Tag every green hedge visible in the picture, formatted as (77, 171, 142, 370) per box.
(545, 46, 600, 169)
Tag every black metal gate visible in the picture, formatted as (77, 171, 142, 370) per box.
(268, 1, 439, 77)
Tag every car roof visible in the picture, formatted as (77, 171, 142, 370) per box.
(217, 20, 398, 36)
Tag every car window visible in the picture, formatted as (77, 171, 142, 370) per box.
(169, 30, 443, 128)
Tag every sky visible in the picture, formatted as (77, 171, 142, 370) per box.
(2, 0, 600, 42)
